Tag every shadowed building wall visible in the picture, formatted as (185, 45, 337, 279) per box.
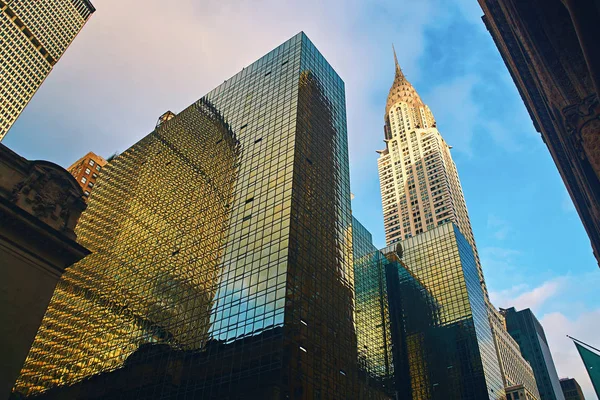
(0, 144, 89, 398)
(502, 307, 565, 400)
(477, 0, 600, 267)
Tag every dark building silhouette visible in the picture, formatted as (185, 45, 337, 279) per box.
(0, 144, 90, 398)
(501, 307, 564, 400)
(477, 0, 600, 266)
(560, 378, 585, 400)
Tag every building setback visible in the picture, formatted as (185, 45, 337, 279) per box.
(476, 0, 600, 267)
(14, 32, 386, 399)
(0, 0, 95, 141)
(502, 307, 565, 400)
(66, 152, 107, 201)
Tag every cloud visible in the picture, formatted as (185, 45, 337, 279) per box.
(490, 274, 599, 399)
(541, 310, 600, 400)
(490, 277, 565, 312)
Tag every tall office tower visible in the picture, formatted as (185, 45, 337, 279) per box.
(502, 307, 566, 400)
(353, 215, 506, 399)
(376, 49, 486, 297)
(66, 151, 107, 200)
(382, 223, 506, 399)
(15, 33, 378, 400)
(477, 0, 600, 267)
(377, 49, 539, 396)
(0, 0, 95, 141)
(560, 378, 586, 400)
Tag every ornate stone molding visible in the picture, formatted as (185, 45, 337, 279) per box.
(563, 94, 600, 179)
(0, 145, 87, 241)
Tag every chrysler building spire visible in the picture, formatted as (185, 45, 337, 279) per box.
(378, 48, 474, 258)
(385, 48, 435, 130)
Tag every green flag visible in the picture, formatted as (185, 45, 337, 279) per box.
(574, 341, 600, 397)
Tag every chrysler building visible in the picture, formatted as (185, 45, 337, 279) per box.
(377, 48, 482, 284)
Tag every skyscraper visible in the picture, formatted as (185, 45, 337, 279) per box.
(353, 216, 441, 397)
(0, 0, 95, 141)
(376, 49, 538, 397)
(378, 48, 473, 248)
(377, 48, 486, 295)
(353, 216, 506, 399)
(382, 223, 506, 400)
(502, 307, 566, 400)
(15, 32, 380, 399)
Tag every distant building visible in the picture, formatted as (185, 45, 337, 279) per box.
(66, 152, 107, 200)
(0, 143, 89, 399)
(506, 384, 540, 400)
(477, 0, 600, 266)
(560, 378, 585, 400)
(490, 310, 540, 399)
(0, 0, 96, 141)
(502, 307, 565, 400)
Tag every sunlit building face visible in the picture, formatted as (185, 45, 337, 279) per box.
(14, 33, 382, 399)
(0, 0, 95, 141)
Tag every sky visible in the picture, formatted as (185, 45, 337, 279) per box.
(4, 0, 599, 397)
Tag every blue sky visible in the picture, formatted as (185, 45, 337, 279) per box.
(4, 0, 599, 397)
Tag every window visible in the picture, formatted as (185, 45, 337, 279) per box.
(85, 168, 90, 174)
(89, 159, 95, 166)
(84, 190, 90, 197)
(81, 177, 87, 184)
(96, 165, 101, 171)
(88, 182, 94, 188)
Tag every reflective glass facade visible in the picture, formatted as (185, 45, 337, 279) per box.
(15, 33, 377, 399)
(385, 223, 505, 400)
(0, 0, 95, 141)
(352, 218, 395, 393)
(353, 221, 505, 400)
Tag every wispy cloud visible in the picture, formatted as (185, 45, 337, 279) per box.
(490, 277, 566, 312)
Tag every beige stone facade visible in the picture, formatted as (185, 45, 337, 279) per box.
(490, 309, 540, 400)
